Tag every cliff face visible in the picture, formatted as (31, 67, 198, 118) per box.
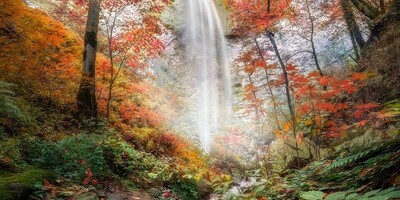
(215, 0, 231, 36)
(360, 3, 400, 102)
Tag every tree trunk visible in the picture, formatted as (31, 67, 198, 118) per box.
(106, 38, 114, 119)
(380, 0, 386, 12)
(349, 30, 361, 60)
(77, 0, 100, 119)
(247, 72, 259, 120)
(254, 38, 281, 129)
(266, 30, 298, 157)
(265, 31, 294, 121)
(341, 0, 366, 56)
(305, 0, 324, 76)
(349, 0, 380, 20)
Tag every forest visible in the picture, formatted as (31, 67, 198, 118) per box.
(0, 0, 399, 199)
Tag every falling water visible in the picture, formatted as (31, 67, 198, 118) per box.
(184, 0, 233, 152)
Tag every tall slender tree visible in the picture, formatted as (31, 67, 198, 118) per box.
(77, 0, 100, 119)
(341, 0, 366, 59)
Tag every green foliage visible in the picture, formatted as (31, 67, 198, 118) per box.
(303, 187, 400, 200)
(1, 125, 184, 191)
(0, 139, 23, 170)
(102, 134, 174, 183)
(383, 99, 400, 117)
(172, 177, 199, 200)
(30, 181, 47, 200)
(307, 139, 400, 191)
(321, 138, 400, 174)
(322, 148, 373, 173)
(23, 134, 107, 182)
(225, 192, 248, 200)
(300, 191, 325, 200)
(325, 191, 347, 200)
(249, 137, 400, 199)
(0, 81, 24, 121)
(212, 176, 235, 194)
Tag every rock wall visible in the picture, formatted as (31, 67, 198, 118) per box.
(360, 3, 400, 102)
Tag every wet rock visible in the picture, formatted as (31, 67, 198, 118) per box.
(151, 179, 164, 187)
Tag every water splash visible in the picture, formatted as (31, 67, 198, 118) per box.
(184, 0, 233, 152)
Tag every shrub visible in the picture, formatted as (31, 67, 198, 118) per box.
(0, 81, 24, 121)
(0, 139, 23, 170)
(123, 128, 182, 156)
(172, 177, 200, 200)
(22, 134, 106, 182)
(102, 135, 175, 184)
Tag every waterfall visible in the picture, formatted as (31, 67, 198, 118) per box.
(184, 0, 233, 152)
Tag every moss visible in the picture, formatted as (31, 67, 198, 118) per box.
(0, 168, 54, 200)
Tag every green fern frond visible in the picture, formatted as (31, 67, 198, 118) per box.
(322, 149, 373, 173)
(0, 81, 25, 121)
(383, 99, 400, 117)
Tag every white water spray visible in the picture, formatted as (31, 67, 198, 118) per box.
(184, 0, 233, 152)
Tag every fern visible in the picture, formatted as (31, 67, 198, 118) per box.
(322, 148, 373, 173)
(321, 139, 400, 174)
(383, 99, 400, 117)
(0, 81, 25, 120)
(322, 187, 400, 200)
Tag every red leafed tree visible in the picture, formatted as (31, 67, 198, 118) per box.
(225, 0, 292, 35)
(288, 67, 380, 159)
(227, 0, 294, 119)
(97, 0, 169, 119)
(53, 0, 170, 119)
(228, 0, 388, 161)
(228, 0, 302, 156)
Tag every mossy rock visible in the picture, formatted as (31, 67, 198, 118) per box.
(0, 168, 54, 200)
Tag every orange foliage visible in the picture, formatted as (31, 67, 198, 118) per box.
(118, 100, 165, 127)
(173, 139, 206, 172)
(1, 0, 208, 184)
(0, 0, 173, 134)
(226, 0, 293, 35)
(0, 0, 81, 105)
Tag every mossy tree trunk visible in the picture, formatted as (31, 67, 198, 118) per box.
(369, 0, 400, 41)
(341, 0, 366, 59)
(77, 0, 100, 119)
(349, 0, 381, 20)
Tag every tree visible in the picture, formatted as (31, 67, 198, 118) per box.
(100, 0, 136, 119)
(227, 0, 294, 121)
(100, 1, 167, 118)
(254, 38, 282, 129)
(54, 0, 170, 119)
(77, 0, 100, 119)
(300, 0, 324, 75)
(227, 0, 301, 157)
(341, 0, 366, 59)
(349, 0, 381, 20)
